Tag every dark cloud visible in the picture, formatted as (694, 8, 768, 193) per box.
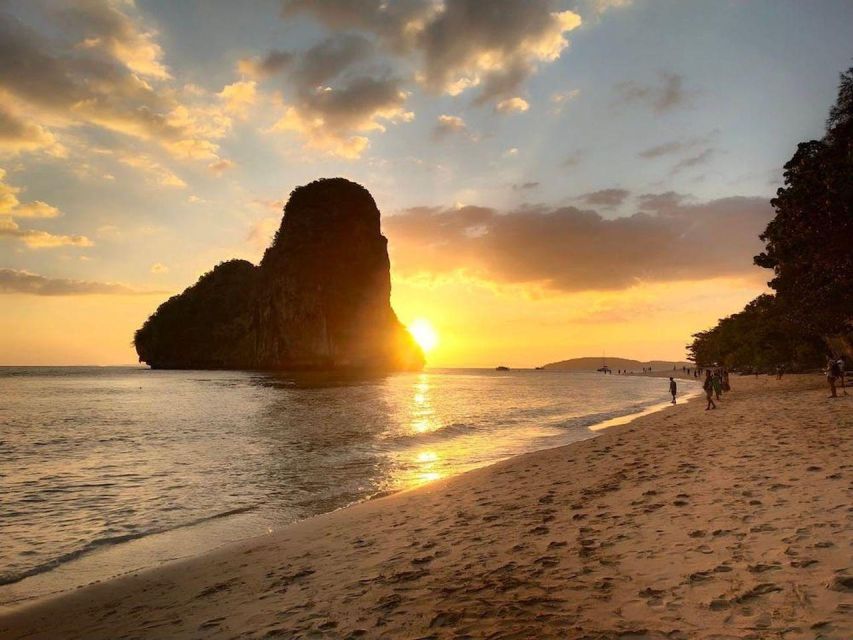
(579, 188, 630, 207)
(251, 32, 409, 156)
(615, 72, 688, 113)
(638, 140, 685, 158)
(671, 147, 715, 173)
(0, 269, 159, 295)
(281, 0, 436, 51)
(242, 50, 294, 77)
(384, 195, 772, 291)
(0, 105, 60, 154)
(0, 3, 235, 162)
(293, 34, 374, 88)
(280, 0, 580, 104)
(513, 182, 540, 190)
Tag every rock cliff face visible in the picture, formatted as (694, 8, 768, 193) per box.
(134, 178, 424, 371)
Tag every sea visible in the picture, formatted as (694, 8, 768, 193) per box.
(0, 366, 699, 609)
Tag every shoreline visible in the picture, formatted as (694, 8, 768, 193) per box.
(2, 374, 850, 638)
(0, 373, 700, 613)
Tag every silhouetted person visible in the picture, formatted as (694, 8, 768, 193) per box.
(703, 371, 716, 410)
(827, 356, 841, 398)
(837, 356, 848, 395)
(722, 368, 731, 392)
(712, 371, 723, 400)
(776, 365, 784, 380)
(669, 377, 677, 404)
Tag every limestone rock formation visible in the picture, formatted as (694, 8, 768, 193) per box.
(134, 178, 424, 371)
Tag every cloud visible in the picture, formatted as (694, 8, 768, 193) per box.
(116, 152, 186, 187)
(495, 97, 530, 114)
(615, 72, 688, 113)
(0, 268, 158, 295)
(150, 262, 169, 274)
(278, 1, 581, 102)
(252, 2, 584, 154)
(271, 81, 411, 158)
(579, 188, 630, 207)
(0, 168, 63, 218)
(218, 81, 257, 117)
(671, 147, 715, 173)
(61, 0, 171, 79)
(433, 114, 469, 139)
(550, 88, 580, 114)
(383, 194, 772, 292)
(0, 218, 93, 249)
(0, 106, 66, 156)
(410, 1, 581, 102)
(0, 4, 235, 164)
(208, 158, 236, 174)
(638, 140, 685, 159)
(638, 132, 719, 164)
(9, 201, 61, 219)
(636, 191, 686, 211)
(238, 50, 294, 78)
(513, 182, 540, 190)
(585, 0, 633, 16)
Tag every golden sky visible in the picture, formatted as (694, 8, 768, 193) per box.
(2, 0, 851, 366)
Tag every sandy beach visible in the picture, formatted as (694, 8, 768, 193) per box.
(2, 373, 850, 639)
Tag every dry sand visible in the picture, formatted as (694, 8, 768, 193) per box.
(2, 374, 851, 639)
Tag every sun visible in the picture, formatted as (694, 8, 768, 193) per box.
(408, 318, 439, 353)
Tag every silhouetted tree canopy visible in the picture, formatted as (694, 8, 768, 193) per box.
(690, 67, 853, 365)
(687, 294, 825, 371)
(754, 67, 853, 338)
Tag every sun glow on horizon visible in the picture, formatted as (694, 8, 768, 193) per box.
(408, 318, 439, 353)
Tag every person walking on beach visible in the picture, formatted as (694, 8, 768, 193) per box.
(827, 356, 841, 398)
(703, 371, 716, 410)
(837, 356, 848, 395)
(669, 377, 677, 404)
(712, 370, 723, 400)
(722, 368, 731, 392)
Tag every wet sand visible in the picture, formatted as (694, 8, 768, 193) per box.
(2, 374, 850, 639)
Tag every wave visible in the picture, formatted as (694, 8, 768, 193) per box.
(0, 505, 257, 587)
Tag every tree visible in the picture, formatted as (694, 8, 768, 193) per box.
(754, 68, 853, 350)
(687, 294, 826, 372)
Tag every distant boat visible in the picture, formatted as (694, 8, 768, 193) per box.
(495, 365, 510, 371)
(596, 352, 611, 373)
(534, 366, 544, 370)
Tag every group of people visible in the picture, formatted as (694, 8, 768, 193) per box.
(666, 367, 730, 409)
(826, 355, 847, 398)
(700, 367, 730, 410)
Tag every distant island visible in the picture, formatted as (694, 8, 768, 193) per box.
(542, 357, 691, 371)
(134, 178, 424, 371)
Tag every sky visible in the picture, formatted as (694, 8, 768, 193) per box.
(0, 0, 851, 367)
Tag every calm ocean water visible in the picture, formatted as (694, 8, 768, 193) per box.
(0, 366, 698, 608)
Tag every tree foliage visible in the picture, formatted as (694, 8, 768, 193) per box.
(754, 67, 853, 337)
(689, 68, 853, 367)
(687, 295, 825, 371)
